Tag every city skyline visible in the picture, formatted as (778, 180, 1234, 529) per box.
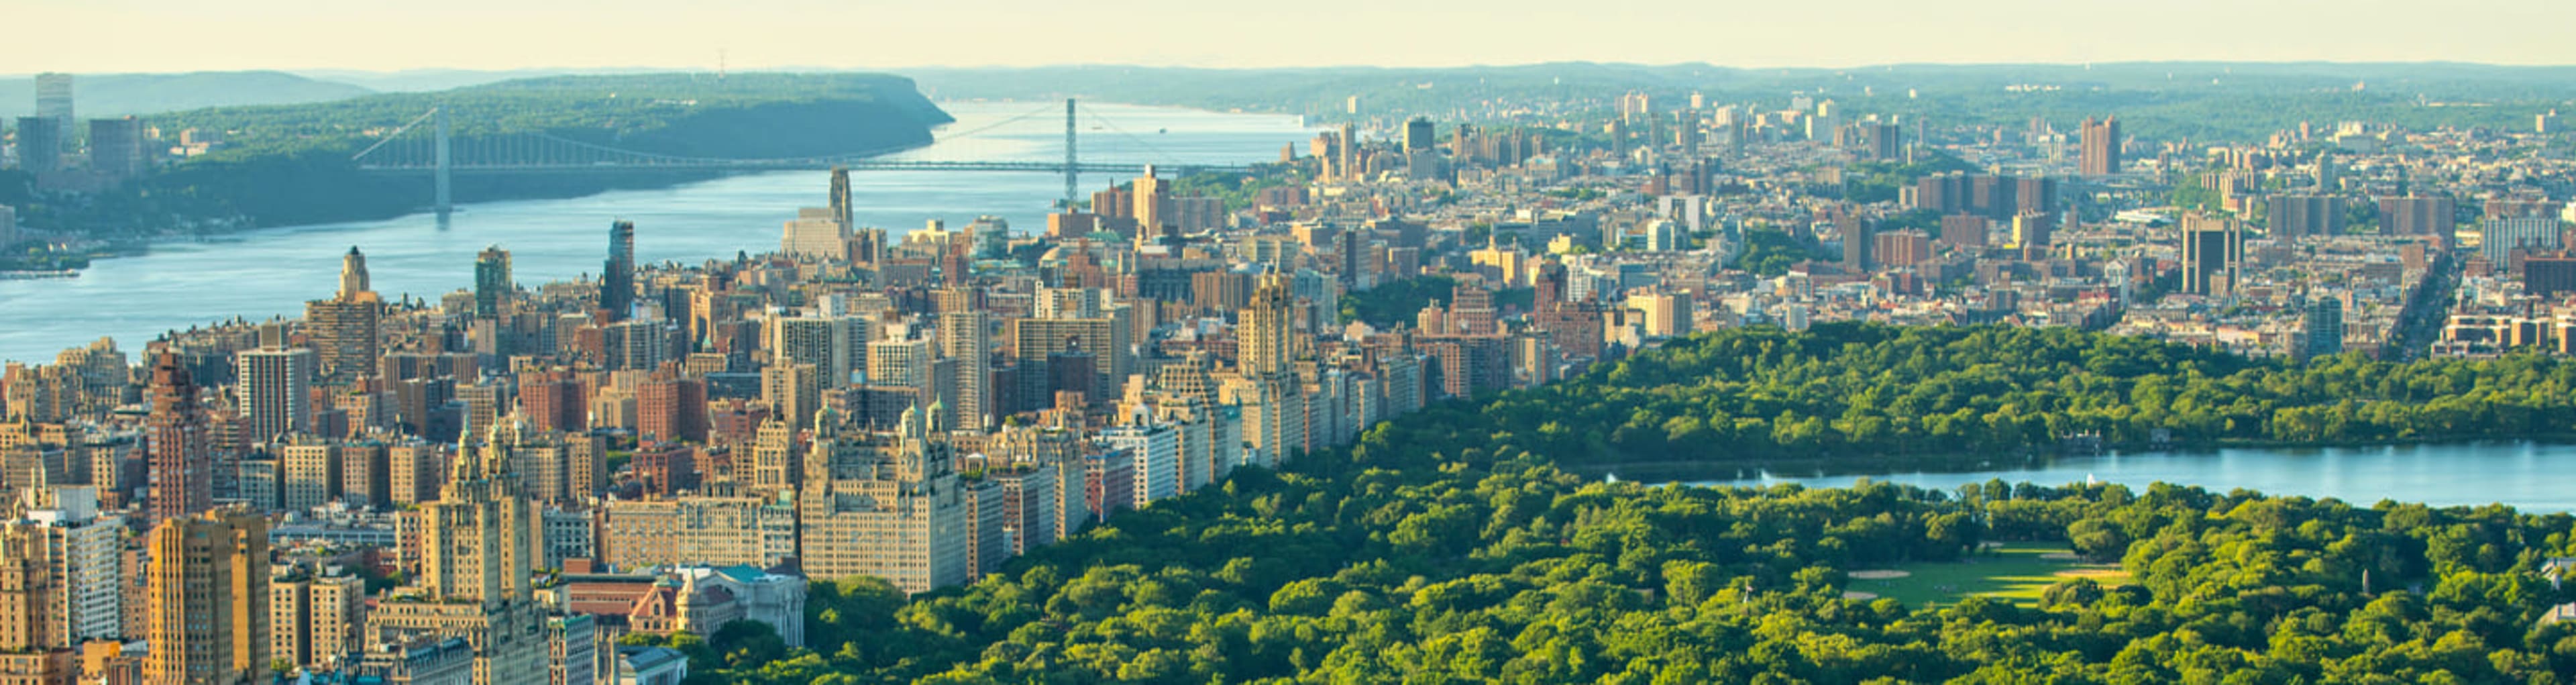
(9, 3, 2576, 680)
(10, 0, 2576, 73)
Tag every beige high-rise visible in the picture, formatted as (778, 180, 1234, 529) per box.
(796, 405, 967, 593)
(307, 248, 384, 385)
(145, 509, 269, 685)
(366, 417, 548, 685)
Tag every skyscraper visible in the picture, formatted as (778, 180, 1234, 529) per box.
(2180, 214, 2245, 296)
(797, 405, 967, 593)
(939, 309, 991, 432)
(829, 166, 854, 229)
(236, 346, 317, 445)
(87, 117, 146, 182)
(147, 352, 211, 525)
(2303, 296, 2345, 359)
(1238, 274, 1296, 379)
(1839, 211, 1874, 272)
(769, 313, 869, 388)
(1403, 117, 1436, 154)
(11, 117, 60, 174)
(867, 335, 935, 392)
(1337, 123, 1357, 182)
(0, 522, 75, 683)
(602, 220, 636, 321)
(474, 246, 513, 319)
(1857, 122, 1902, 161)
(2080, 116, 2122, 176)
(32, 74, 71, 142)
(762, 363, 822, 431)
(306, 247, 384, 385)
(1132, 166, 1169, 242)
(144, 509, 269, 685)
(12, 487, 124, 647)
(366, 419, 549, 685)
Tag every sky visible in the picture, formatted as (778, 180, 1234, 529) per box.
(11, 0, 2576, 73)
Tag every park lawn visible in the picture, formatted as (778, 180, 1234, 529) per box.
(1845, 542, 2133, 607)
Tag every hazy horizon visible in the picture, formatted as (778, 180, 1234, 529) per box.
(5, 58, 2576, 81)
(12, 0, 2576, 74)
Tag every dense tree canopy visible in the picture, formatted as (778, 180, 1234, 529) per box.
(1496, 323, 2576, 466)
(1732, 228, 1823, 276)
(1340, 274, 1458, 329)
(668, 325, 2576, 683)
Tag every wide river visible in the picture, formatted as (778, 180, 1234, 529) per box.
(1688, 441, 2576, 513)
(9, 103, 2567, 513)
(0, 101, 1315, 364)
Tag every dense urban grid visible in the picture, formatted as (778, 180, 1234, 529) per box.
(0, 67, 2573, 683)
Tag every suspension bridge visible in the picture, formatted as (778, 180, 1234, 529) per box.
(350, 99, 1254, 213)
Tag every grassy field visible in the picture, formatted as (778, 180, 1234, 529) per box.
(1844, 542, 2132, 607)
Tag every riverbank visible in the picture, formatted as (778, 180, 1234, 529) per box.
(0, 102, 1317, 364)
(13, 73, 954, 255)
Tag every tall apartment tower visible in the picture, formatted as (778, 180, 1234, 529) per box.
(2180, 214, 2246, 296)
(938, 309, 991, 431)
(235, 346, 316, 445)
(769, 314, 869, 388)
(2303, 296, 2345, 359)
(1839, 211, 1874, 272)
(829, 166, 854, 229)
(13, 487, 125, 647)
(1337, 123, 1358, 182)
(11, 117, 61, 174)
(602, 220, 636, 321)
(1403, 117, 1436, 154)
(147, 352, 212, 525)
(762, 363, 822, 431)
(868, 335, 934, 393)
(1238, 274, 1296, 379)
(1132, 166, 1169, 242)
(87, 117, 146, 181)
(32, 74, 71, 142)
(366, 418, 549, 684)
(2080, 116, 2122, 176)
(474, 246, 513, 319)
(305, 247, 383, 384)
(0, 527, 54, 649)
(144, 509, 270, 685)
(0, 522, 74, 682)
(797, 405, 967, 593)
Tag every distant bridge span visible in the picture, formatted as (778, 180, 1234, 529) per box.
(350, 99, 1250, 213)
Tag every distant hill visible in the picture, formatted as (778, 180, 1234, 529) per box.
(0, 71, 372, 120)
(899, 61, 2576, 142)
(34, 72, 954, 233)
(292, 68, 672, 93)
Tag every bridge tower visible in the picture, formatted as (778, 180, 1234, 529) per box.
(434, 107, 453, 215)
(1064, 98, 1078, 210)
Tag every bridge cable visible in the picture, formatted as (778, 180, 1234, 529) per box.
(349, 108, 443, 162)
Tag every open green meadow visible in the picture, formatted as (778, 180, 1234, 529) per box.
(1843, 542, 2131, 607)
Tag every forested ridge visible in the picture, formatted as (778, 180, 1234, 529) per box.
(26, 73, 952, 235)
(654, 325, 2576, 684)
